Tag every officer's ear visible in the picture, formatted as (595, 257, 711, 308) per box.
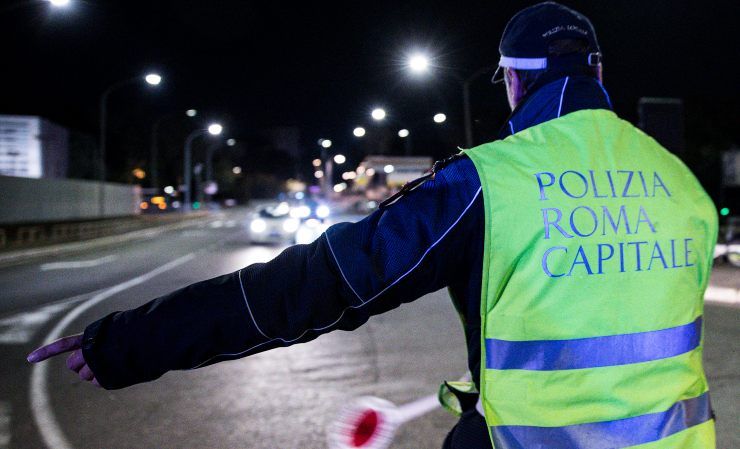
(504, 67, 523, 111)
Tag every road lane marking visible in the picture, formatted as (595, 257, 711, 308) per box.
(40, 255, 119, 271)
(30, 252, 195, 449)
(705, 285, 740, 306)
(0, 303, 78, 344)
(0, 401, 9, 448)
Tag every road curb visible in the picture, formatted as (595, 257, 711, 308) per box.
(0, 216, 214, 268)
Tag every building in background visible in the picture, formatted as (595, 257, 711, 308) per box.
(0, 115, 69, 179)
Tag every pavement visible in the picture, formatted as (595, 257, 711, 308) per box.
(0, 209, 737, 448)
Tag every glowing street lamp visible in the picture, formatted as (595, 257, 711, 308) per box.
(226, 138, 236, 146)
(207, 123, 223, 135)
(353, 127, 366, 137)
(183, 123, 224, 211)
(334, 154, 346, 164)
(48, 0, 70, 6)
(186, 109, 197, 117)
(408, 53, 430, 74)
(398, 129, 410, 138)
(320, 139, 333, 149)
(144, 73, 162, 85)
(433, 113, 447, 124)
(371, 108, 386, 121)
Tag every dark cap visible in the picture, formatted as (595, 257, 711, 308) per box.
(492, 2, 601, 83)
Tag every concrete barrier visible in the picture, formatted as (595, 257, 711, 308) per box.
(0, 175, 141, 225)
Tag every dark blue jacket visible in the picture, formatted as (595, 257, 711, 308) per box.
(82, 75, 613, 394)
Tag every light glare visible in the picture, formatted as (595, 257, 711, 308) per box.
(398, 129, 410, 138)
(433, 113, 447, 123)
(409, 54, 430, 73)
(371, 108, 386, 121)
(353, 127, 366, 137)
(186, 109, 197, 117)
(49, 0, 70, 7)
(333, 154, 346, 164)
(208, 123, 223, 135)
(321, 139, 332, 148)
(384, 164, 395, 174)
(145, 73, 162, 86)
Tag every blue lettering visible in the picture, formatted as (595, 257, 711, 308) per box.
(606, 170, 617, 198)
(684, 238, 694, 267)
(542, 246, 568, 277)
(619, 242, 626, 272)
(647, 241, 668, 270)
(597, 243, 614, 274)
(602, 205, 632, 235)
(627, 241, 648, 271)
(568, 246, 593, 276)
(559, 170, 589, 199)
(589, 170, 608, 198)
(653, 172, 671, 197)
(635, 206, 657, 234)
(670, 239, 683, 268)
(542, 208, 574, 239)
(535, 172, 556, 200)
(570, 206, 598, 237)
(638, 171, 649, 196)
(618, 170, 639, 198)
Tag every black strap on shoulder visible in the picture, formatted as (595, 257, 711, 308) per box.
(379, 152, 467, 209)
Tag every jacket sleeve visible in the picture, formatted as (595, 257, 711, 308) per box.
(82, 156, 483, 390)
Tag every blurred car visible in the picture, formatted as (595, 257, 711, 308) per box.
(295, 218, 330, 244)
(246, 202, 300, 244)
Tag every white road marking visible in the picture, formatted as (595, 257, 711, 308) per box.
(30, 252, 196, 449)
(705, 285, 740, 306)
(0, 401, 9, 448)
(40, 255, 118, 271)
(0, 304, 76, 344)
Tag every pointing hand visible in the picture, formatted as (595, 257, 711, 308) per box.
(27, 334, 101, 387)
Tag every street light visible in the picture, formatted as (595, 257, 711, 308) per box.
(99, 72, 162, 183)
(353, 127, 366, 137)
(186, 109, 197, 117)
(371, 108, 386, 121)
(320, 139, 332, 148)
(144, 73, 162, 85)
(226, 138, 236, 146)
(334, 154, 346, 164)
(48, 0, 70, 6)
(433, 113, 447, 123)
(183, 123, 223, 212)
(150, 107, 197, 190)
(398, 129, 410, 138)
(208, 123, 223, 135)
(408, 53, 430, 74)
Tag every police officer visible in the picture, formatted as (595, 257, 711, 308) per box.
(29, 3, 718, 448)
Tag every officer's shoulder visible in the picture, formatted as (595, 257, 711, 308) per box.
(379, 153, 474, 209)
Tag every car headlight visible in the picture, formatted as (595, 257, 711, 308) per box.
(283, 218, 300, 233)
(316, 205, 330, 218)
(290, 205, 311, 218)
(250, 219, 267, 233)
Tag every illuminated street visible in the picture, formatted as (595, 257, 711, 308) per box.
(0, 210, 734, 448)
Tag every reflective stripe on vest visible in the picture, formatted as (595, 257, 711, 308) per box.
(485, 316, 702, 370)
(490, 392, 711, 449)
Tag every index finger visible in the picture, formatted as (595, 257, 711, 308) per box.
(27, 334, 83, 363)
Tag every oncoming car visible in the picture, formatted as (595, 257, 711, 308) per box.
(246, 202, 300, 244)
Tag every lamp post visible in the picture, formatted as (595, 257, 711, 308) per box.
(99, 72, 161, 182)
(183, 123, 222, 212)
(404, 53, 493, 147)
(150, 108, 197, 190)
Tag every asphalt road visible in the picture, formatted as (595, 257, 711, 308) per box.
(0, 210, 737, 448)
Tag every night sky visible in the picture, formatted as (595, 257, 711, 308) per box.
(1, 1, 738, 189)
